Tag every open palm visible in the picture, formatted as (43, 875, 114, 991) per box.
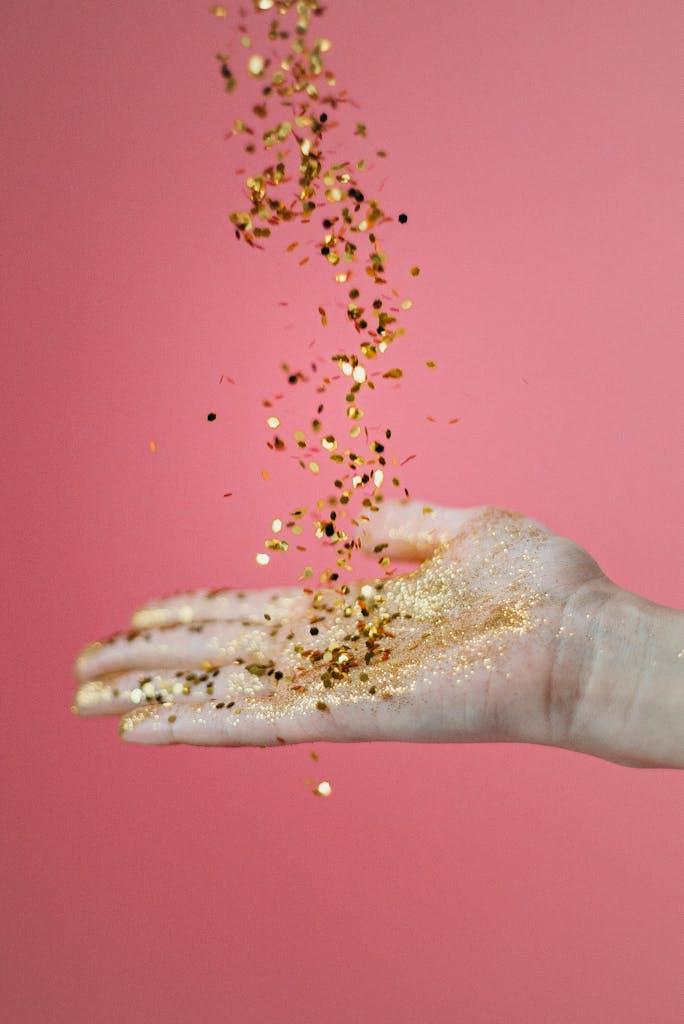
(74, 502, 614, 751)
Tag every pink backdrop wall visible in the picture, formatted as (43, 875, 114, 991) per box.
(3, 1, 682, 1021)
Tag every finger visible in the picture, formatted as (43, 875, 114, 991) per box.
(73, 663, 265, 716)
(360, 500, 486, 561)
(119, 691, 355, 747)
(74, 620, 282, 683)
(118, 669, 435, 747)
(130, 586, 320, 630)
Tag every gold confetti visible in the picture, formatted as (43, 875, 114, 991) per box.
(313, 780, 332, 797)
(209, 1, 460, 705)
(149, 440, 157, 453)
(210, 5, 227, 16)
(247, 54, 265, 76)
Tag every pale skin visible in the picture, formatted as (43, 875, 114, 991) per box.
(73, 501, 684, 768)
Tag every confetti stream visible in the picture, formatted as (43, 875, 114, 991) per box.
(208, 1, 455, 702)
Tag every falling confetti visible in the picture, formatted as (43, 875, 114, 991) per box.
(206, 1, 453, 712)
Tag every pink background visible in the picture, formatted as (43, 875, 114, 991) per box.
(3, 1, 683, 1021)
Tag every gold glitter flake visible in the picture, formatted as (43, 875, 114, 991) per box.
(313, 780, 332, 797)
(247, 54, 265, 76)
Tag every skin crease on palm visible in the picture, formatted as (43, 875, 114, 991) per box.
(74, 500, 636, 756)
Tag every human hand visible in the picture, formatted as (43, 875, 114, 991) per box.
(73, 501, 684, 767)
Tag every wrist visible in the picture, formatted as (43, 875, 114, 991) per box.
(557, 582, 684, 767)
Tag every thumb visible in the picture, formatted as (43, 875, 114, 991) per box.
(359, 500, 485, 562)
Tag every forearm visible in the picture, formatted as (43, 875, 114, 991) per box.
(559, 582, 684, 767)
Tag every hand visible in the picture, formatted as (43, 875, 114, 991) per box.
(73, 501, 684, 766)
